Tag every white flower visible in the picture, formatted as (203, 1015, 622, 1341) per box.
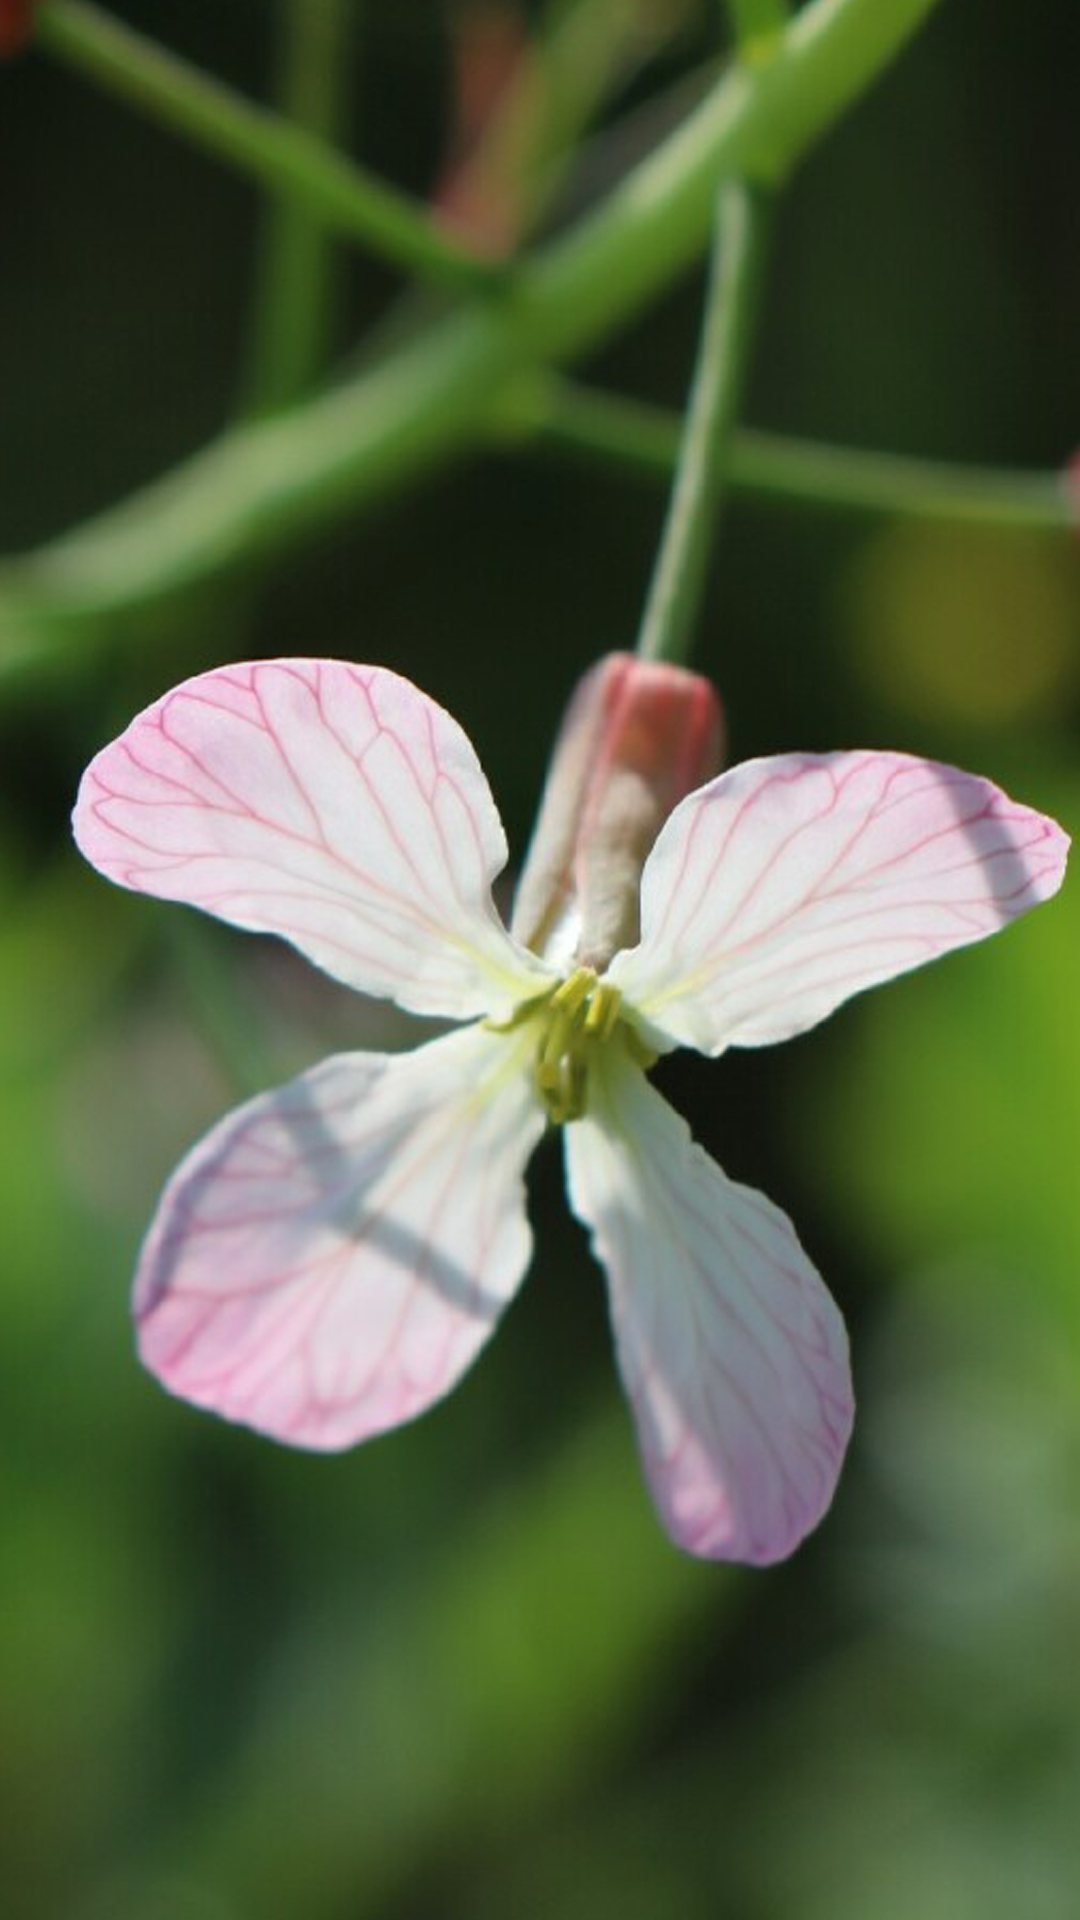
(73, 657, 1068, 1563)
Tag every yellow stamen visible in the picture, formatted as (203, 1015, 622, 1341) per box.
(483, 986, 556, 1034)
(584, 982, 623, 1041)
(550, 966, 597, 1015)
(500, 969, 638, 1124)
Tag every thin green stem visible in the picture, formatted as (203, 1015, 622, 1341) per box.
(521, 379, 1075, 533)
(635, 182, 772, 665)
(523, 0, 943, 351)
(2, 0, 946, 675)
(243, 0, 354, 415)
(726, 0, 790, 63)
(35, 0, 501, 298)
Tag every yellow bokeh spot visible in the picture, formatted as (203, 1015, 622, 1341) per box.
(842, 523, 1079, 729)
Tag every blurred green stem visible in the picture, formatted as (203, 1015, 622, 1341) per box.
(438, 0, 686, 251)
(243, 0, 355, 415)
(35, 0, 499, 297)
(726, 0, 790, 63)
(4, 0, 945, 671)
(635, 182, 772, 666)
(524, 379, 1075, 532)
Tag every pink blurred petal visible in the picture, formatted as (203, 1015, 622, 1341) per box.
(609, 751, 1068, 1054)
(565, 1052, 853, 1564)
(135, 1025, 546, 1448)
(434, 1, 534, 255)
(73, 659, 549, 1021)
(0, 0, 34, 58)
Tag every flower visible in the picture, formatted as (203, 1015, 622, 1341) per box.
(73, 656, 1068, 1563)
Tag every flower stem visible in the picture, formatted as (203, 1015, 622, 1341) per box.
(726, 0, 790, 63)
(3, 0, 946, 674)
(635, 181, 772, 666)
(35, 0, 501, 298)
(522, 379, 1074, 534)
(524, 0, 943, 347)
(242, 0, 355, 416)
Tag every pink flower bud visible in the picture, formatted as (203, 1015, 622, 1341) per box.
(0, 0, 35, 58)
(511, 652, 724, 970)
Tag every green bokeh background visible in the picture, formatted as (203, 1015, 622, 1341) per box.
(2, 4, 1079, 1917)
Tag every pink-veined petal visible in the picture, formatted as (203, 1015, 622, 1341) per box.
(608, 751, 1069, 1054)
(74, 659, 550, 1020)
(565, 1050, 853, 1564)
(135, 1025, 545, 1448)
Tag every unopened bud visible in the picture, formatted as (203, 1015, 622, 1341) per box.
(0, 0, 35, 58)
(511, 652, 723, 971)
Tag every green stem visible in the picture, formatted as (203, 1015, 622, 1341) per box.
(726, 0, 790, 63)
(523, 380, 1074, 533)
(635, 182, 772, 665)
(35, 0, 500, 298)
(523, 0, 943, 349)
(3, 0, 946, 673)
(243, 0, 354, 415)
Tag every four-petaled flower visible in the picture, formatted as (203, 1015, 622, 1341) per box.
(73, 656, 1068, 1563)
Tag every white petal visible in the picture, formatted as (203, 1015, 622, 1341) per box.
(135, 1025, 545, 1448)
(74, 659, 549, 1020)
(565, 1051, 853, 1564)
(608, 751, 1069, 1054)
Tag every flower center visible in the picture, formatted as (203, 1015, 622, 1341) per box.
(491, 966, 657, 1125)
(534, 967, 621, 1123)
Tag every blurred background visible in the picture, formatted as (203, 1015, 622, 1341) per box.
(2, 2, 1080, 1916)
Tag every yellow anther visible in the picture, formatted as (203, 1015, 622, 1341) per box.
(550, 966, 597, 1015)
(584, 982, 622, 1041)
(492, 968, 649, 1126)
(540, 1007, 574, 1069)
(536, 1058, 562, 1095)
